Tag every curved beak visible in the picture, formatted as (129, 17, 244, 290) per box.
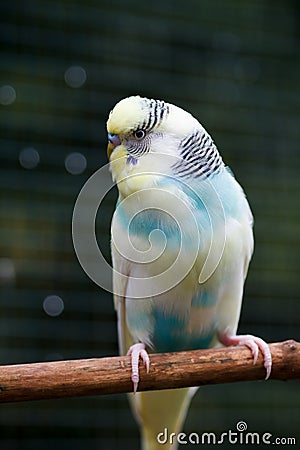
(107, 133, 121, 159)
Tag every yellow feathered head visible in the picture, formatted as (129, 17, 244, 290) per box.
(106, 95, 223, 197)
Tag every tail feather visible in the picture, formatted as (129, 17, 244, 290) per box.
(129, 388, 197, 450)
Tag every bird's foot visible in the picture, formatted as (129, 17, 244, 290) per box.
(127, 343, 150, 393)
(219, 332, 272, 380)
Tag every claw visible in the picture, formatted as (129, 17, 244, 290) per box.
(127, 343, 150, 392)
(219, 332, 272, 380)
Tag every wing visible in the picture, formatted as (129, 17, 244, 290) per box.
(215, 212, 254, 337)
(211, 171, 254, 338)
(184, 166, 254, 342)
(111, 240, 134, 356)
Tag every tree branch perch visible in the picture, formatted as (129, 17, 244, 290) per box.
(0, 340, 298, 403)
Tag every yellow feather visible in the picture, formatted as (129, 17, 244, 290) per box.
(107, 96, 146, 135)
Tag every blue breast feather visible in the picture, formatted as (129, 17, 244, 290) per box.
(151, 308, 216, 352)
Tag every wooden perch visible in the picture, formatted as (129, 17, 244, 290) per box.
(0, 340, 298, 403)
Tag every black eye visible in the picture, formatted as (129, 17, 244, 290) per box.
(134, 129, 146, 140)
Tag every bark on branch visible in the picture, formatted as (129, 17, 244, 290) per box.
(0, 340, 298, 403)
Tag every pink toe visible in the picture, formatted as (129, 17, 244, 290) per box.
(127, 343, 150, 392)
(219, 332, 272, 379)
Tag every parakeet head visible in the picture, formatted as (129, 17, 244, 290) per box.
(106, 96, 223, 197)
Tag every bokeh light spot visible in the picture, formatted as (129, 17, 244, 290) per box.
(0, 258, 16, 286)
(0, 85, 16, 105)
(65, 152, 87, 175)
(19, 147, 40, 169)
(43, 295, 64, 317)
(64, 66, 87, 88)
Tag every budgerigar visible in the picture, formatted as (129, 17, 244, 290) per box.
(106, 96, 272, 450)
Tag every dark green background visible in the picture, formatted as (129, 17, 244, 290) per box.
(1, 1, 299, 449)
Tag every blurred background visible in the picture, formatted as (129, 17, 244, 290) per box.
(1, 0, 299, 449)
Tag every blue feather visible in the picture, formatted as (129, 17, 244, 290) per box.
(191, 290, 218, 308)
(152, 308, 215, 352)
